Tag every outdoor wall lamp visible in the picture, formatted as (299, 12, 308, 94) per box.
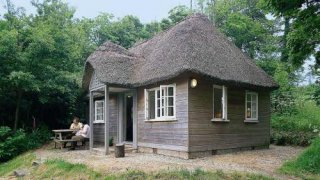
(190, 78, 198, 88)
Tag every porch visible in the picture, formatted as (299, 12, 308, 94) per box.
(88, 84, 138, 155)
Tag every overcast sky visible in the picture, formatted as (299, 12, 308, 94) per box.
(0, 0, 190, 22)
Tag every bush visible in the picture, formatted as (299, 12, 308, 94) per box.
(0, 127, 27, 162)
(271, 100, 320, 146)
(280, 138, 320, 176)
(0, 125, 52, 162)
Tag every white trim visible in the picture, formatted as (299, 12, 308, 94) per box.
(144, 89, 149, 120)
(213, 85, 228, 121)
(211, 118, 230, 122)
(94, 100, 104, 123)
(144, 118, 178, 122)
(244, 119, 259, 123)
(144, 84, 176, 121)
(245, 91, 259, 121)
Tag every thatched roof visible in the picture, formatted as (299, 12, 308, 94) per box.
(83, 13, 278, 90)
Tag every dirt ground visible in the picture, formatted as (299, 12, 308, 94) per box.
(35, 143, 304, 179)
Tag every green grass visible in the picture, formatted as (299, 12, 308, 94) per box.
(0, 152, 36, 176)
(280, 138, 320, 179)
(104, 169, 273, 180)
(271, 101, 320, 146)
(1, 154, 273, 180)
(32, 159, 102, 179)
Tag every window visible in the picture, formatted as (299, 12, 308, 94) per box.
(95, 100, 104, 123)
(145, 84, 176, 121)
(212, 85, 228, 121)
(245, 92, 258, 121)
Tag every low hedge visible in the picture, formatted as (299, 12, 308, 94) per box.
(0, 126, 52, 162)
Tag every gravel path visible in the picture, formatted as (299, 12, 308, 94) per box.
(35, 144, 304, 179)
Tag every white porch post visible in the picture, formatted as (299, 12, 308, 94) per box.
(132, 89, 138, 149)
(104, 85, 109, 155)
(118, 94, 124, 144)
(89, 90, 94, 150)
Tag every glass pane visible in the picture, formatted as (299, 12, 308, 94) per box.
(157, 90, 160, 97)
(157, 109, 160, 117)
(157, 99, 160, 108)
(161, 108, 164, 116)
(149, 91, 155, 119)
(214, 88, 223, 118)
(168, 87, 174, 96)
(168, 97, 174, 106)
(246, 94, 251, 101)
(252, 111, 257, 118)
(252, 94, 256, 102)
(168, 107, 174, 116)
(252, 102, 257, 111)
(246, 109, 251, 118)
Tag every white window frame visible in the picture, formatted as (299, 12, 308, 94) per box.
(94, 100, 104, 123)
(212, 85, 229, 122)
(245, 91, 259, 122)
(144, 84, 176, 122)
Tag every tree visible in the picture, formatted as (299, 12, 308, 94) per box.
(267, 0, 320, 68)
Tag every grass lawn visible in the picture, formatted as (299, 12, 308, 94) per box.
(0, 151, 274, 180)
(0, 152, 36, 176)
(280, 138, 320, 179)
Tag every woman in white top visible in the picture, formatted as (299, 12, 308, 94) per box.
(70, 121, 90, 150)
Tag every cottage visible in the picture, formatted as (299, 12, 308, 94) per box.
(82, 14, 278, 159)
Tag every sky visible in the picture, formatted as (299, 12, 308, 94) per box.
(0, 0, 190, 23)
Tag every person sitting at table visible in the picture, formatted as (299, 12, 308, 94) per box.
(69, 121, 90, 150)
(70, 116, 83, 130)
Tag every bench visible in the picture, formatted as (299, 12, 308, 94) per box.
(54, 138, 89, 150)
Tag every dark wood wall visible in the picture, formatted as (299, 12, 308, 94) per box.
(93, 94, 118, 144)
(137, 76, 189, 151)
(188, 76, 271, 152)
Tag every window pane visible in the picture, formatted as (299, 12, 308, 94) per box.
(157, 109, 160, 117)
(252, 102, 257, 111)
(157, 99, 160, 108)
(168, 107, 174, 116)
(161, 108, 164, 116)
(246, 109, 251, 118)
(252, 94, 256, 102)
(247, 94, 251, 102)
(157, 90, 160, 97)
(168, 87, 174, 96)
(252, 111, 257, 118)
(168, 97, 174, 106)
(214, 88, 223, 118)
(149, 91, 155, 119)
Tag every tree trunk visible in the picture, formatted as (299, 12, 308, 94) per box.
(280, 16, 290, 62)
(14, 90, 22, 132)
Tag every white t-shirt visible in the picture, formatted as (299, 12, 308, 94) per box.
(76, 124, 90, 138)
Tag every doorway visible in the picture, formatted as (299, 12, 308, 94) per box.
(124, 93, 133, 142)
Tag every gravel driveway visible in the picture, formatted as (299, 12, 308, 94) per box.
(35, 144, 304, 179)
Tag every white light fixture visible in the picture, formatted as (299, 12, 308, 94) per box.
(190, 79, 197, 88)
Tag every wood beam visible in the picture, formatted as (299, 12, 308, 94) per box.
(89, 90, 94, 150)
(132, 89, 138, 149)
(104, 85, 109, 155)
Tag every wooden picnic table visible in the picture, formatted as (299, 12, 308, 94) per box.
(52, 129, 77, 149)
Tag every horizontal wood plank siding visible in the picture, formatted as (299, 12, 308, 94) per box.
(188, 76, 271, 152)
(93, 94, 118, 143)
(137, 76, 189, 149)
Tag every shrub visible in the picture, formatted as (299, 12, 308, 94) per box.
(0, 125, 52, 162)
(280, 138, 320, 176)
(0, 127, 27, 162)
(271, 101, 320, 146)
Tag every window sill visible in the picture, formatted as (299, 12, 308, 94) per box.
(211, 119, 230, 122)
(144, 119, 177, 122)
(244, 120, 259, 123)
(93, 121, 104, 124)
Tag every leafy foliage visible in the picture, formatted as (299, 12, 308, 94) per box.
(280, 138, 320, 178)
(0, 126, 51, 162)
